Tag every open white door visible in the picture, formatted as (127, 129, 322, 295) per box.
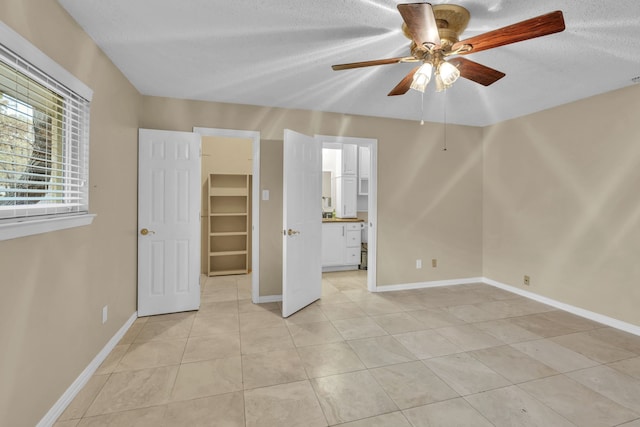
(138, 129, 201, 317)
(282, 129, 322, 317)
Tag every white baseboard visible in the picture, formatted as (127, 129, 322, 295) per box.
(375, 277, 485, 293)
(257, 294, 282, 303)
(37, 312, 138, 427)
(482, 277, 640, 337)
(322, 265, 360, 273)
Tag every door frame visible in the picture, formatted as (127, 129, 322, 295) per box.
(316, 135, 378, 292)
(193, 127, 261, 303)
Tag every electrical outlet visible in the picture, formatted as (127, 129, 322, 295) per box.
(432, 259, 437, 268)
(102, 305, 108, 324)
(524, 275, 530, 286)
(416, 259, 422, 269)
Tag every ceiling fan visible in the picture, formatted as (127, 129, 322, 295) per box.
(332, 3, 565, 95)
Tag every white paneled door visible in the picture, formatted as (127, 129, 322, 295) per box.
(138, 129, 201, 317)
(282, 129, 322, 317)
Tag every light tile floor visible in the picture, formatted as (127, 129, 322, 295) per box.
(54, 271, 640, 426)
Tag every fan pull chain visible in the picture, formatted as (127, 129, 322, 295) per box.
(420, 90, 425, 125)
(442, 92, 448, 151)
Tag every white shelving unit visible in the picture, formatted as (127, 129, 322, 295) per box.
(207, 174, 249, 276)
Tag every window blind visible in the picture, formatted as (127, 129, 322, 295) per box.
(0, 43, 90, 220)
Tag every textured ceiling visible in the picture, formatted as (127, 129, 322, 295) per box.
(57, 0, 640, 126)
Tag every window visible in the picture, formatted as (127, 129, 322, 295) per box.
(0, 21, 93, 239)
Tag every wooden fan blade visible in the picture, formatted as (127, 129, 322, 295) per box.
(388, 66, 420, 96)
(332, 57, 408, 71)
(397, 3, 440, 47)
(452, 10, 565, 55)
(448, 57, 505, 86)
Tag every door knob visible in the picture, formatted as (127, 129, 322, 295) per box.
(287, 229, 300, 236)
(140, 228, 155, 235)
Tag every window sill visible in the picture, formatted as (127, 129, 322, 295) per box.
(0, 213, 96, 241)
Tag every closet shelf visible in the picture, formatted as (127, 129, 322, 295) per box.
(209, 212, 247, 217)
(209, 250, 247, 257)
(210, 231, 248, 237)
(208, 269, 247, 277)
(209, 188, 248, 196)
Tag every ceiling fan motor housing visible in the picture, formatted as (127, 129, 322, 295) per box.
(403, 4, 471, 49)
(433, 4, 470, 47)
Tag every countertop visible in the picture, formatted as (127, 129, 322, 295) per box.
(322, 218, 365, 223)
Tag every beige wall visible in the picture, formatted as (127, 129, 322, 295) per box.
(201, 136, 253, 175)
(376, 124, 483, 285)
(259, 140, 284, 296)
(483, 84, 640, 326)
(200, 136, 253, 274)
(0, 1, 141, 426)
(139, 97, 485, 289)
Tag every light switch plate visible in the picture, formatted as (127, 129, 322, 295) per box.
(262, 189, 269, 201)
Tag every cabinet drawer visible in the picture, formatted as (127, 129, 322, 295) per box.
(346, 222, 362, 231)
(346, 230, 360, 247)
(345, 247, 360, 264)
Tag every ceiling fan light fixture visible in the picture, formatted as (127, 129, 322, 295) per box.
(434, 73, 445, 92)
(438, 61, 460, 86)
(410, 62, 433, 93)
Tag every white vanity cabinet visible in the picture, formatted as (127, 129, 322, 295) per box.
(335, 175, 357, 218)
(321, 223, 346, 266)
(338, 143, 358, 176)
(322, 221, 363, 271)
(345, 224, 362, 266)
